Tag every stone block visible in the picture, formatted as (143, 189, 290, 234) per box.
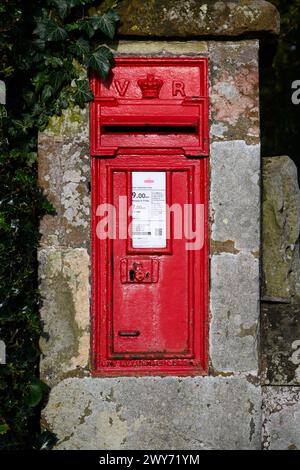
(210, 253, 259, 373)
(95, 1, 280, 38)
(38, 105, 90, 249)
(261, 303, 300, 385)
(210, 141, 260, 253)
(43, 376, 261, 450)
(262, 387, 300, 450)
(262, 156, 300, 303)
(39, 247, 90, 386)
(209, 41, 260, 145)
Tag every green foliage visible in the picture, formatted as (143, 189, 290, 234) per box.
(73, 79, 94, 107)
(0, 0, 119, 449)
(88, 46, 114, 77)
(31, 430, 58, 450)
(260, 0, 300, 162)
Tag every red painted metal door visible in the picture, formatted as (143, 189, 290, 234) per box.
(92, 153, 208, 376)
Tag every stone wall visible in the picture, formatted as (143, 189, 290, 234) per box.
(262, 156, 300, 304)
(261, 156, 300, 449)
(38, 0, 300, 451)
(91, 0, 280, 37)
(43, 376, 261, 450)
(38, 105, 91, 388)
(39, 39, 262, 449)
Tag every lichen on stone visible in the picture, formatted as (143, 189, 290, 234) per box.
(106, 0, 280, 38)
(39, 248, 90, 387)
(262, 156, 300, 303)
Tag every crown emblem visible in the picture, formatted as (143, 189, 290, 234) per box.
(137, 74, 164, 99)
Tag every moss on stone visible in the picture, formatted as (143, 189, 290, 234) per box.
(261, 304, 300, 385)
(46, 104, 87, 137)
(262, 157, 300, 303)
(91, 0, 279, 38)
(39, 248, 90, 387)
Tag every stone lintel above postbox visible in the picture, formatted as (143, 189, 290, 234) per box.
(90, 0, 280, 38)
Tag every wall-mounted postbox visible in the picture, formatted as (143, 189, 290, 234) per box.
(91, 57, 209, 376)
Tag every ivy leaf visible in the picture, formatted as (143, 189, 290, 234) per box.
(32, 430, 58, 450)
(48, 70, 70, 93)
(74, 79, 94, 107)
(36, 113, 50, 131)
(51, 0, 71, 19)
(24, 379, 43, 407)
(90, 10, 120, 40)
(65, 21, 79, 33)
(34, 17, 68, 42)
(88, 46, 113, 79)
(32, 71, 48, 93)
(41, 84, 53, 102)
(32, 39, 46, 51)
(51, 0, 89, 18)
(0, 423, 9, 435)
(31, 51, 46, 65)
(45, 56, 64, 68)
(26, 152, 38, 168)
(11, 119, 30, 136)
(79, 18, 96, 38)
(57, 89, 71, 110)
(70, 38, 90, 61)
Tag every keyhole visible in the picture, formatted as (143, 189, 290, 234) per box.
(129, 269, 135, 281)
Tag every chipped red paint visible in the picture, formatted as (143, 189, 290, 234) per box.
(91, 57, 209, 376)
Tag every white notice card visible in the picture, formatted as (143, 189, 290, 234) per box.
(132, 172, 166, 248)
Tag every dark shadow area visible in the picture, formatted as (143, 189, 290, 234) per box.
(102, 125, 197, 134)
(260, 0, 300, 172)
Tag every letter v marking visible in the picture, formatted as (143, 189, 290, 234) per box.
(114, 80, 130, 96)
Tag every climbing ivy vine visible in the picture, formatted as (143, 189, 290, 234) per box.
(0, 0, 119, 449)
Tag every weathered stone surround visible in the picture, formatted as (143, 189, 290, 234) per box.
(38, 38, 262, 449)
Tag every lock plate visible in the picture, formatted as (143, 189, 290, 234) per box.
(120, 258, 159, 284)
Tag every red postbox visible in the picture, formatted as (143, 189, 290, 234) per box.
(91, 57, 209, 376)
